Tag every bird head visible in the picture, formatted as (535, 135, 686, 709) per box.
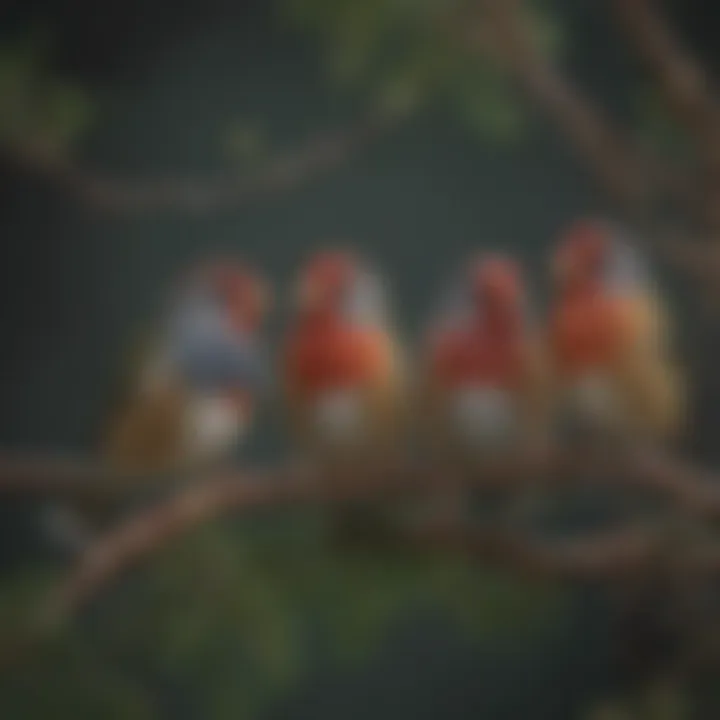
(552, 219, 647, 297)
(163, 258, 271, 397)
(184, 259, 272, 333)
(470, 255, 522, 311)
(294, 249, 385, 324)
(552, 219, 614, 295)
(463, 254, 524, 333)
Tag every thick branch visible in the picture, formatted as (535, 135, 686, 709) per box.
(21, 449, 720, 621)
(0, 449, 718, 673)
(611, 0, 720, 172)
(454, 0, 720, 280)
(405, 520, 663, 582)
(464, 0, 653, 210)
(2, 109, 398, 214)
(43, 470, 314, 620)
(2, 448, 720, 517)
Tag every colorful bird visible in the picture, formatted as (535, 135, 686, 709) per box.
(548, 219, 684, 448)
(104, 259, 271, 470)
(420, 254, 550, 517)
(43, 259, 272, 553)
(281, 249, 407, 478)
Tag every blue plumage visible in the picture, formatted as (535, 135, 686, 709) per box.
(163, 295, 268, 395)
(600, 226, 651, 294)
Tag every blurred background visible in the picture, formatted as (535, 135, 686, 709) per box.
(1, 0, 720, 717)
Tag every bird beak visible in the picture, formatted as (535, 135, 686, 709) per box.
(295, 276, 322, 312)
(552, 251, 573, 286)
(255, 280, 273, 318)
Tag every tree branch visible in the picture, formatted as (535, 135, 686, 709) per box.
(0, 447, 718, 673)
(451, 0, 720, 280)
(461, 0, 653, 211)
(11, 448, 720, 621)
(2, 109, 399, 214)
(404, 520, 664, 582)
(2, 448, 720, 516)
(611, 0, 720, 172)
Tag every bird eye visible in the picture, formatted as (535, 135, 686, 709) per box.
(605, 239, 647, 292)
(344, 272, 385, 323)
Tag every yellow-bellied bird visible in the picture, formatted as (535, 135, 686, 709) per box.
(282, 249, 407, 483)
(43, 259, 272, 553)
(548, 219, 684, 450)
(420, 255, 550, 518)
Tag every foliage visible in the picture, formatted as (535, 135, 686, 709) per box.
(222, 121, 269, 165)
(281, 0, 564, 142)
(0, 33, 94, 162)
(0, 513, 565, 719)
(634, 88, 692, 160)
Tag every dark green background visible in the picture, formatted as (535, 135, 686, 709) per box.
(1, 1, 718, 717)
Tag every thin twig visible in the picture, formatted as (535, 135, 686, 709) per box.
(448, 0, 720, 282)
(22, 448, 720, 620)
(1, 448, 719, 514)
(2, 109, 400, 214)
(611, 0, 720, 173)
(463, 0, 652, 209)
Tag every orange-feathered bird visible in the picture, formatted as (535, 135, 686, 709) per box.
(548, 219, 684, 449)
(422, 254, 549, 459)
(282, 249, 407, 480)
(419, 255, 550, 519)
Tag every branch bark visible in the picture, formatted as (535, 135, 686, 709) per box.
(3, 448, 720, 517)
(464, 0, 653, 211)
(454, 0, 720, 281)
(611, 0, 720, 173)
(15, 448, 720, 622)
(2, 109, 399, 214)
(0, 448, 719, 673)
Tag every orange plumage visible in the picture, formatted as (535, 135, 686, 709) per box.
(285, 319, 393, 398)
(282, 250, 405, 464)
(421, 255, 549, 466)
(429, 323, 526, 391)
(548, 220, 684, 444)
(550, 292, 632, 378)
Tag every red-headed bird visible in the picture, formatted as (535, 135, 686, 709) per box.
(548, 219, 684, 448)
(44, 259, 272, 553)
(282, 249, 407, 478)
(102, 259, 272, 470)
(421, 254, 550, 478)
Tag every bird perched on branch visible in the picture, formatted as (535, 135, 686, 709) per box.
(419, 254, 550, 519)
(43, 259, 272, 554)
(281, 248, 407, 495)
(548, 219, 685, 450)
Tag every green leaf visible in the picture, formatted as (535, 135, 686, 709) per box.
(222, 122, 267, 163)
(526, 2, 565, 57)
(449, 63, 527, 143)
(635, 88, 690, 157)
(0, 35, 94, 157)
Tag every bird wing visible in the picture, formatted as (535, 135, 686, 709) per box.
(517, 330, 553, 440)
(612, 293, 686, 442)
(101, 371, 190, 473)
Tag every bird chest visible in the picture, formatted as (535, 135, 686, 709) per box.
(559, 372, 628, 438)
(182, 393, 248, 460)
(446, 385, 519, 449)
(308, 389, 371, 446)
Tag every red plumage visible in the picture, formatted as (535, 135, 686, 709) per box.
(284, 316, 392, 397)
(428, 323, 525, 391)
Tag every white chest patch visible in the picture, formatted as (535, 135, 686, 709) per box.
(312, 390, 366, 444)
(565, 374, 621, 424)
(183, 395, 246, 459)
(450, 387, 517, 447)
